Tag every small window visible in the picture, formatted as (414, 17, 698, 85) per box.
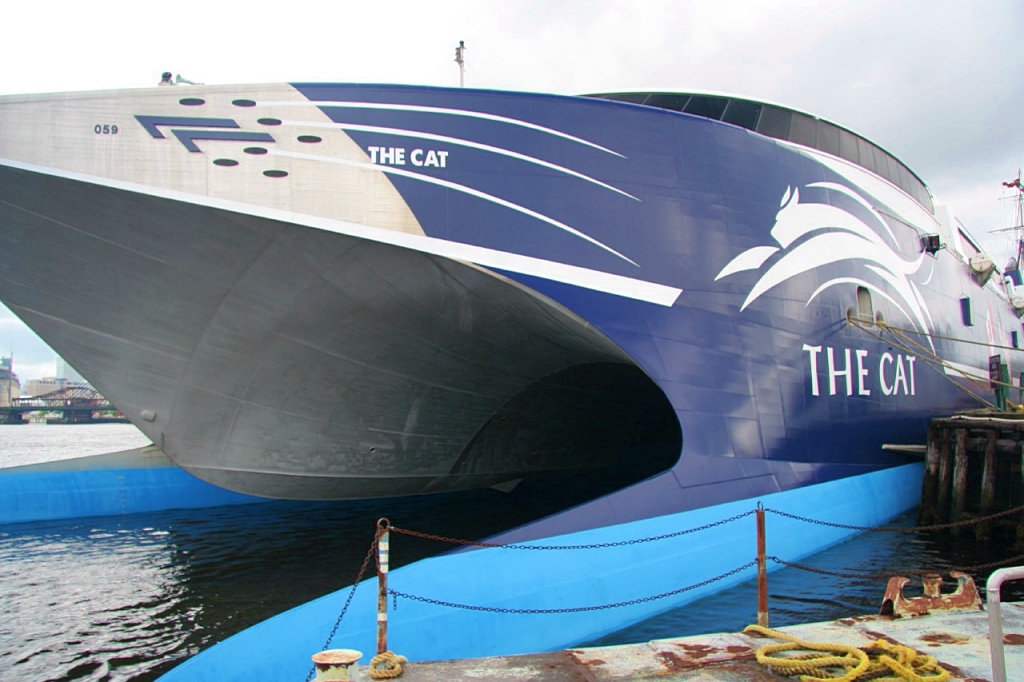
(757, 106, 792, 139)
(857, 138, 879, 175)
(684, 96, 729, 120)
(817, 123, 840, 156)
(721, 100, 762, 130)
(644, 93, 690, 111)
(958, 229, 981, 257)
(856, 287, 873, 322)
(603, 93, 648, 104)
(789, 113, 818, 147)
(961, 297, 973, 326)
(883, 154, 902, 185)
(1012, 331, 1019, 349)
(838, 129, 860, 164)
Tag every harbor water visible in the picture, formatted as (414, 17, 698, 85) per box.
(2, 424, 1022, 681)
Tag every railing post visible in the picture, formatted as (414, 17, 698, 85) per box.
(377, 518, 390, 655)
(756, 503, 769, 627)
(987, 565, 1024, 682)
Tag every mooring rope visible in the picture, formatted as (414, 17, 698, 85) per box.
(847, 319, 996, 408)
(744, 624, 949, 681)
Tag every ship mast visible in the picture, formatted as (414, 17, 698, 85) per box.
(454, 40, 466, 87)
(1009, 169, 1024, 268)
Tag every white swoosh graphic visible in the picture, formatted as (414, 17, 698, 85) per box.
(259, 100, 625, 157)
(720, 183, 934, 350)
(281, 120, 638, 200)
(268, 149, 637, 265)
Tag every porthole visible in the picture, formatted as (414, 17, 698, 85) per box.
(179, 98, 205, 106)
(244, 147, 268, 155)
(297, 135, 322, 144)
(213, 159, 239, 167)
(232, 99, 257, 107)
(263, 170, 288, 178)
(257, 118, 282, 126)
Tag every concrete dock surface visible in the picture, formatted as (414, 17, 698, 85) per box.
(380, 603, 1024, 681)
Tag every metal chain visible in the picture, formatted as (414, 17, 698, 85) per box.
(387, 560, 758, 614)
(768, 553, 1024, 579)
(389, 509, 756, 550)
(764, 503, 1024, 533)
(304, 527, 381, 682)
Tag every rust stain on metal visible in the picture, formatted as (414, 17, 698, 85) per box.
(558, 650, 595, 682)
(725, 645, 752, 654)
(864, 630, 904, 647)
(655, 650, 692, 671)
(1003, 633, 1024, 645)
(879, 572, 981, 617)
(678, 643, 717, 659)
(934, 660, 986, 682)
(919, 632, 970, 645)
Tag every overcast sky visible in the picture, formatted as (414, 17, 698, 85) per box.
(1, 0, 1021, 381)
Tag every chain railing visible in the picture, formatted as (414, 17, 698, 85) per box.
(387, 508, 756, 550)
(388, 560, 758, 614)
(313, 500, 1024, 675)
(764, 502, 1024, 533)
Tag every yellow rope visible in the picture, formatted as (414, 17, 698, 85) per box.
(744, 625, 949, 682)
(368, 650, 407, 679)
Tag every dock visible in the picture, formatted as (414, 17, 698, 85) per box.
(379, 604, 1024, 680)
(920, 411, 1024, 541)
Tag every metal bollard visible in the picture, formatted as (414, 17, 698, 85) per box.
(312, 649, 362, 681)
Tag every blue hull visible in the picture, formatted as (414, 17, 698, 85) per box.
(159, 463, 924, 680)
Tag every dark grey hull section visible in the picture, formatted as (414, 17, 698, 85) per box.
(0, 167, 680, 498)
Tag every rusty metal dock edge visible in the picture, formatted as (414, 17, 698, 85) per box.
(158, 462, 926, 681)
(398, 605, 1024, 681)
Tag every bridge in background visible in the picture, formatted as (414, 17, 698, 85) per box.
(1, 386, 128, 424)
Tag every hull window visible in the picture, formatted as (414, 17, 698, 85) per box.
(856, 286, 873, 322)
(961, 297, 973, 326)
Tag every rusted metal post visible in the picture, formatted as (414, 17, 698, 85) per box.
(377, 518, 390, 655)
(756, 504, 768, 627)
(978, 428, 999, 541)
(920, 423, 940, 525)
(936, 427, 953, 523)
(951, 428, 969, 535)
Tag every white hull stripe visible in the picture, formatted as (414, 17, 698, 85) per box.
(258, 100, 626, 157)
(0, 157, 682, 307)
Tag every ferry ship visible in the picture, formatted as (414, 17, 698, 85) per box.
(0, 82, 1017, 679)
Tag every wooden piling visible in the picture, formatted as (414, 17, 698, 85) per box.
(951, 428, 969, 535)
(936, 430, 953, 523)
(923, 413, 1024, 542)
(977, 429, 999, 541)
(919, 424, 940, 525)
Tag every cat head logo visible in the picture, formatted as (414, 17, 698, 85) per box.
(715, 182, 933, 344)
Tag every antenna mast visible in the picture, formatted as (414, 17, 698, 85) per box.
(454, 40, 466, 87)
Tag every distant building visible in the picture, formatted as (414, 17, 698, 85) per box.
(0, 357, 20, 407)
(55, 357, 87, 384)
(25, 377, 67, 397)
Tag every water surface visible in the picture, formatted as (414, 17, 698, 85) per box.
(2, 425, 1022, 681)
